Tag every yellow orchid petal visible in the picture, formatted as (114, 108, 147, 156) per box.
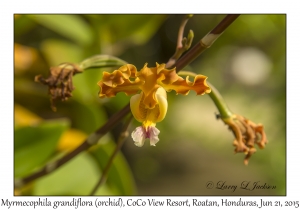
(142, 87, 160, 109)
(98, 62, 210, 105)
(154, 87, 168, 122)
(118, 64, 139, 78)
(101, 71, 126, 87)
(130, 92, 146, 123)
(130, 87, 168, 126)
(159, 74, 211, 95)
(155, 62, 167, 74)
(137, 63, 161, 109)
(102, 64, 137, 87)
(136, 63, 176, 109)
(98, 64, 143, 98)
(156, 66, 178, 85)
(98, 78, 143, 98)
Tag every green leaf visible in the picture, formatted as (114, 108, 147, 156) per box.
(14, 119, 69, 178)
(27, 15, 93, 46)
(41, 39, 83, 65)
(34, 152, 113, 195)
(71, 65, 106, 103)
(89, 140, 137, 195)
(129, 15, 167, 44)
(14, 15, 37, 36)
(103, 15, 167, 45)
(64, 100, 107, 134)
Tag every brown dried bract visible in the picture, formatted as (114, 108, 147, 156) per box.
(35, 63, 82, 111)
(223, 114, 268, 165)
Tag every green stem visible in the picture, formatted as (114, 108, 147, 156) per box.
(208, 82, 233, 119)
(79, 55, 128, 70)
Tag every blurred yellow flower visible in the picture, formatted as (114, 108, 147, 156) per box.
(14, 104, 42, 127)
(14, 43, 38, 73)
(98, 63, 211, 146)
(57, 129, 87, 152)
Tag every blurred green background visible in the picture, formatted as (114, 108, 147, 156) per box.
(14, 14, 286, 195)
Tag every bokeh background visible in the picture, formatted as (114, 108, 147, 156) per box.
(14, 14, 286, 195)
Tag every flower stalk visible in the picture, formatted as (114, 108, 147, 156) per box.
(79, 55, 128, 70)
(166, 14, 194, 68)
(207, 82, 233, 119)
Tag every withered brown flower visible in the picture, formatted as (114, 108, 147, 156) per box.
(222, 114, 267, 165)
(35, 63, 82, 111)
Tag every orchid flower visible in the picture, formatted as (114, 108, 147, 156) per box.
(98, 63, 211, 147)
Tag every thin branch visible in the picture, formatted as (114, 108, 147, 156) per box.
(15, 14, 240, 189)
(173, 14, 240, 71)
(90, 115, 133, 195)
(166, 14, 194, 68)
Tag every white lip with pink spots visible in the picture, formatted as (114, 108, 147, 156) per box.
(131, 126, 160, 147)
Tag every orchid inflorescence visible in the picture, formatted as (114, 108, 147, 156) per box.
(20, 14, 272, 196)
(33, 14, 267, 166)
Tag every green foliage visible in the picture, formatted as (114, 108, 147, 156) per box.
(14, 119, 69, 178)
(89, 140, 137, 195)
(41, 39, 83, 64)
(87, 14, 166, 45)
(34, 152, 112, 195)
(28, 15, 94, 46)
